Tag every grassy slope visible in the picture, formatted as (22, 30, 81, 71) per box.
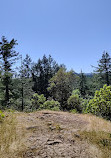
(0, 111, 111, 158)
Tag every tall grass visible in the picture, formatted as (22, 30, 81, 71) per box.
(0, 112, 27, 158)
(78, 114, 111, 158)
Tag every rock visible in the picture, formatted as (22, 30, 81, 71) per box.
(74, 133, 80, 138)
(26, 126, 38, 130)
(47, 139, 62, 145)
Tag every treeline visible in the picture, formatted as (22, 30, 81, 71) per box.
(0, 36, 111, 120)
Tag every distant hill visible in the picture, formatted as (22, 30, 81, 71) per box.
(74, 72, 94, 77)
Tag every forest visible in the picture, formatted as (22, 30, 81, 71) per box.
(0, 36, 111, 120)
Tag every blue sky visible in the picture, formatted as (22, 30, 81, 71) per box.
(0, 0, 111, 73)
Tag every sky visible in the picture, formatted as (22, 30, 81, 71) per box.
(0, 0, 111, 73)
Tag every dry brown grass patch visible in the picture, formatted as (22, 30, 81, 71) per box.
(0, 112, 28, 158)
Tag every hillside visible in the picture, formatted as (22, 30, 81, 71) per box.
(1, 111, 111, 158)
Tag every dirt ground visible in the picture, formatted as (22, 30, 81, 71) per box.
(16, 111, 103, 158)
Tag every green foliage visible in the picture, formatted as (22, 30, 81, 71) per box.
(70, 109, 78, 113)
(86, 73, 102, 96)
(0, 110, 5, 121)
(94, 52, 111, 86)
(22, 54, 32, 78)
(79, 71, 88, 97)
(87, 84, 111, 119)
(23, 99, 33, 112)
(48, 68, 79, 110)
(72, 89, 80, 96)
(67, 93, 82, 112)
(41, 100, 60, 111)
(32, 55, 60, 97)
(0, 36, 19, 105)
(31, 93, 46, 109)
(8, 98, 32, 112)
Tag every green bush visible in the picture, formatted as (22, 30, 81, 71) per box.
(72, 89, 80, 96)
(0, 110, 5, 122)
(81, 98, 90, 113)
(67, 94, 82, 112)
(23, 99, 33, 112)
(8, 98, 21, 111)
(87, 84, 111, 119)
(31, 93, 46, 109)
(40, 100, 60, 111)
(70, 109, 78, 113)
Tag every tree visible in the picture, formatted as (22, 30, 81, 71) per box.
(32, 55, 60, 97)
(94, 52, 111, 86)
(48, 68, 79, 110)
(31, 93, 46, 110)
(67, 93, 82, 112)
(0, 36, 19, 106)
(86, 73, 102, 96)
(15, 54, 33, 111)
(22, 54, 32, 78)
(87, 84, 111, 120)
(79, 70, 88, 97)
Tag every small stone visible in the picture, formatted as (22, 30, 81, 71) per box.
(47, 139, 62, 145)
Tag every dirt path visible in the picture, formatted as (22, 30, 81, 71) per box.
(16, 111, 101, 158)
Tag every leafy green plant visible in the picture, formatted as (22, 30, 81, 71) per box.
(0, 110, 5, 122)
(40, 99, 60, 111)
(72, 89, 80, 96)
(87, 84, 111, 119)
(31, 93, 46, 109)
(81, 98, 90, 113)
(70, 109, 77, 113)
(67, 94, 82, 112)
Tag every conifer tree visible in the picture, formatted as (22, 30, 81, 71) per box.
(32, 55, 59, 97)
(79, 70, 88, 97)
(95, 52, 111, 86)
(0, 36, 19, 106)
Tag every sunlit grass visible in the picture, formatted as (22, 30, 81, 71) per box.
(0, 112, 27, 158)
(77, 114, 111, 158)
(78, 113, 111, 132)
(79, 130, 111, 158)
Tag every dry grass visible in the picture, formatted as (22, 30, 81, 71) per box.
(77, 113, 111, 132)
(77, 113, 111, 158)
(0, 112, 28, 158)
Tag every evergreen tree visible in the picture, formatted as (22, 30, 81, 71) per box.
(16, 54, 33, 111)
(0, 36, 19, 106)
(32, 55, 60, 97)
(94, 52, 111, 86)
(22, 54, 32, 78)
(79, 70, 88, 97)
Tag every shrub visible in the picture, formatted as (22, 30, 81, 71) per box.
(31, 93, 46, 109)
(72, 89, 80, 96)
(70, 109, 78, 113)
(40, 100, 60, 111)
(23, 99, 32, 112)
(0, 110, 5, 122)
(81, 98, 90, 113)
(87, 84, 111, 120)
(67, 94, 82, 112)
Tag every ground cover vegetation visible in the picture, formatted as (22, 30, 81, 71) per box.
(0, 36, 111, 120)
